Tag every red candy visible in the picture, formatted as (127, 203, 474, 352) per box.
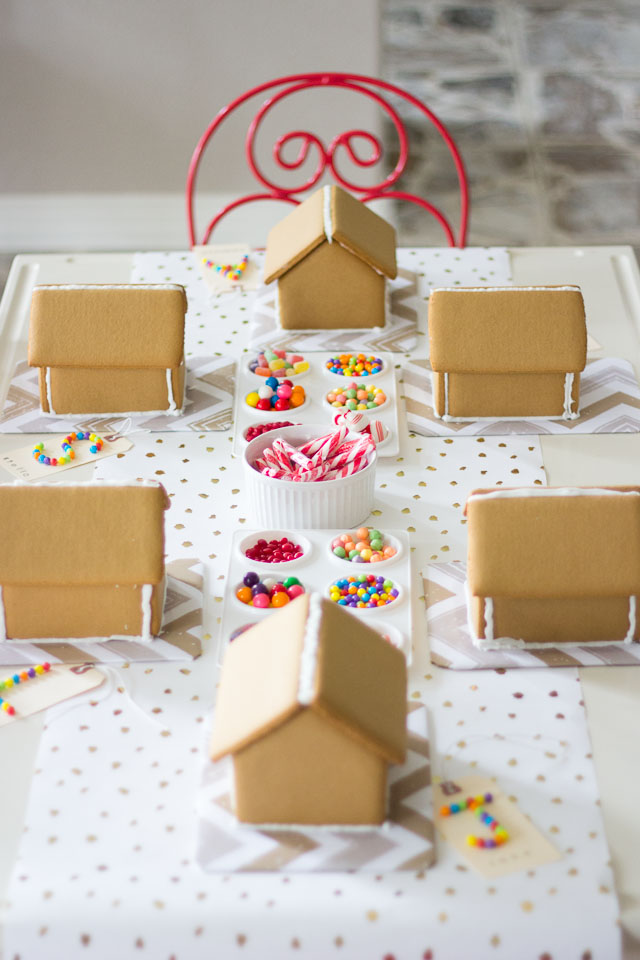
(245, 421, 296, 443)
(245, 536, 304, 563)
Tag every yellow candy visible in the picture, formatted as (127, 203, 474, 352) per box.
(269, 358, 285, 370)
(35, 664, 44, 674)
(293, 360, 309, 373)
(4, 678, 13, 688)
(246, 391, 260, 408)
(360, 548, 372, 561)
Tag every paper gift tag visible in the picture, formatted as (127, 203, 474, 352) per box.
(0, 435, 133, 482)
(434, 774, 561, 878)
(193, 244, 259, 294)
(0, 663, 106, 725)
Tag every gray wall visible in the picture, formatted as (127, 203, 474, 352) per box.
(1, 0, 381, 195)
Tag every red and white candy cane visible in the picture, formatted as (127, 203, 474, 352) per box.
(323, 453, 370, 481)
(299, 427, 348, 459)
(272, 437, 313, 471)
(326, 436, 373, 471)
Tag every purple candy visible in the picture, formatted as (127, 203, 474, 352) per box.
(251, 583, 268, 596)
(243, 571, 260, 587)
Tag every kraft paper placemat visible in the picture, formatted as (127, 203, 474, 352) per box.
(404, 357, 640, 436)
(0, 559, 204, 666)
(195, 702, 433, 873)
(0, 357, 234, 433)
(424, 560, 640, 669)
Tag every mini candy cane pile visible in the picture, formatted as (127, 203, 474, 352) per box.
(253, 427, 375, 482)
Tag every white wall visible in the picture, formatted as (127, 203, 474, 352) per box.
(1, 0, 382, 250)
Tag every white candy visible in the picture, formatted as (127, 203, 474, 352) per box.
(258, 385, 274, 400)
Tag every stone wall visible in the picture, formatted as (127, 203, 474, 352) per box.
(381, 0, 640, 248)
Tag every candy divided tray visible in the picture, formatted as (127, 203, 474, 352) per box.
(232, 351, 400, 458)
(218, 527, 412, 666)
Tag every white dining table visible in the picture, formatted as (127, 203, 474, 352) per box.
(0, 245, 639, 959)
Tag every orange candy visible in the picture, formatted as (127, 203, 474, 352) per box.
(236, 586, 252, 604)
(271, 591, 290, 608)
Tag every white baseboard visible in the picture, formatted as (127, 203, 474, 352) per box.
(0, 192, 398, 253)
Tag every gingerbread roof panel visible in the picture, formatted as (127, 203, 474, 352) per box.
(28, 285, 187, 369)
(429, 286, 587, 373)
(466, 487, 640, 600)
(0, 482, 168, 586)
(263, 186, 397, 283)
(209, 593, 407, 765)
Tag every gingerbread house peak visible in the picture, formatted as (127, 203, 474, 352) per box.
(263, 185, 397, 284)
(209, 592, 407, 765)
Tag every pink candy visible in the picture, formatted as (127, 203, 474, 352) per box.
(253, 428, 374, 483)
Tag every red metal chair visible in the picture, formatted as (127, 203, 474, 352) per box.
(186, 72, 469, 249)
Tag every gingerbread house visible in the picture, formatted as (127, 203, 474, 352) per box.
(465, 486, 640, 649)
(28, 284, 187, 415)
(0, 481, 169, 641)
(209, 593, 407, 825)
(429, 286, 587, 420)
(263, 185, 397, 330)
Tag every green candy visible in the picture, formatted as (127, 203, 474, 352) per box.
(366, 401, 376, 408)
(370, 530, 382, 540)
(370, 538, 383, 551)
(346, 400, 357, 410)
(333, 546, 346, 559)
(346, 389, 357, 399)
(283, 576, 300, 588)
(348, 549, 359, 559)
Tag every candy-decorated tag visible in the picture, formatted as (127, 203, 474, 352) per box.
(434, 774, 561, 878)
(0, 434, 133, 482)
(0, 663, 106, 725)
(193, 243, 259, 294)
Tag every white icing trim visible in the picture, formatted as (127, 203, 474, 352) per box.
(165, 369, 177, 413)
(1, 478, 162, 489)
(467, 487, 640, 503)
(44, 367, 55, 414)
(140, 584, 153, 643)
(297, 593, 323, 706)
(323, 185, 333, 244)
(431, 285, 581, 294)
(34, 283, 185, 292)
(0, 586, 6, 643)
(235, 818, 391, 833)
(625, 596, 637, 643)
(3, 633, 159, 645)
(443, 372, 449, 418)
(563, 372, 579, 419)
(483, 597, 494, 643)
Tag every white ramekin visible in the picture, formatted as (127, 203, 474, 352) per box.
(242, 424, 377, 529)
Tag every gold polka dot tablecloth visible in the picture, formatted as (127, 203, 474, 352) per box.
(2, 248, 620, 959)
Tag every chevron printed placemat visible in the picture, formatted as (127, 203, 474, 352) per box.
(0, 558, 204, 665)
(404, 357, 640, 437)
(0, 356, 235, 433)
(195, 702, 434, 873)
(424, 560, 640, 669)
